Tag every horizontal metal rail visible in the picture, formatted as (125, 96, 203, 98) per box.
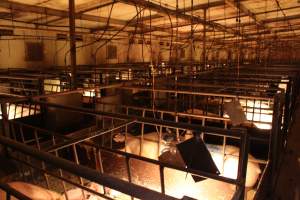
(0, 183, 32, 200)
(46, 120, 136, 152)
(0, 136, 180, 200)
(31, 99, 249, 138)
(121, 86, 275, 101)
(93, 101, 273, 126)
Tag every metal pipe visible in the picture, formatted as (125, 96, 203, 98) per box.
(31, 99, 246, 138)
(10, 154, 112, 200)
(69, 0, 77, 89)
(203, 9, 207, 68)
(46, 120, 136, 152)
(236, 131, 250, 197)
(121, 86, 274, 100)
(0, 136, 179, 200)
(0, 183, 32, 200)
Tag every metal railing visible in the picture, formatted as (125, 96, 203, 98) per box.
(0, 98, 253, 200)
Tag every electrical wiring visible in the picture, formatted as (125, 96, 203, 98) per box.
(167, 12, 174, 62)
(149, 8, 153, 65)
(92, 0, 116, 64)
(53, 40, 68, 65)
(64, 7, 147, 66)
(125, 3, 139, 62)
(235, 0, 241, 77)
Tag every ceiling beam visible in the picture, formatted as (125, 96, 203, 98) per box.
(225, 0, 265, 28)
(128, 0, 227, 25)
(118, 0, 239, 36)
(179, 0, 226, 12)
(0, 24, 90, 35)
(0, 0, 127, 26)
(44, 0, 118, 25)
(228, 13, 300, 28)
(0, 0, 174, 36)
(211, 5, 300, 23)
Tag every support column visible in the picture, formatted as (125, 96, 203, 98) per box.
(190, 0, 194, 65)
(69, 0, 77, 89)
(202, 9, 207, 69)
(1, 103, 9, 155)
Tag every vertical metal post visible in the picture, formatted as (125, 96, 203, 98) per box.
(1, 103, 9, 138)
(269, 94, 281, 189)
(125, 157, 134, 200)
(94, 147, 107, 195)
(52, 136, 69, 200)
(72, 144, 85, 198)
(19, 125, 34, 182)
(237, 129, 249, 199)
(202, 9, 207, 68)
(33, 129, 50, 189)
(38, 78, 44, 95)
(158, 112, 163, 157)
(175, 115, 179, 141)
(140, 110, 145, 156)
(190, 0, 194, 66)
(283, 81, 291, 136)
(69, 0, 77, 89)
(159, 166, 165, 194)
(0, 103, 9, 155)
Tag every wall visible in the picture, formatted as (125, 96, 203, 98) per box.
(0, 28, 93, 68)
(1, 26, 299, 68)
(92, 38, 161, 64)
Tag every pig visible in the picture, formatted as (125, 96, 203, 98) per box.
(206, 144, 261, 188)
(0, 181, 110, 200)
(61, 182, 108, 200)
(0, 181, 62, 200)
(124, 132, 261, 188)
(124, 132, 170, 160)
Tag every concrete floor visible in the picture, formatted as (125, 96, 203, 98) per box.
(273, 98, 300, 200)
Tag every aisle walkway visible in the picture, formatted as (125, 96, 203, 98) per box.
(273, 98, 300, 200)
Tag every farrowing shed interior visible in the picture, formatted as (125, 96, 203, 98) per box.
(0, 0, 300, 200)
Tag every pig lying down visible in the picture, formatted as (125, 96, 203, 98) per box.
(122, 131, 261, 199)
(0, 182, 62, 200)
(2, 131, 261, 200)
(0, 181, 107, 200)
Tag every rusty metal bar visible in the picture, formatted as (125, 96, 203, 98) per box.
(236, 129, 250, 198)
(46, 120, 136, 152)
(0, 103, 10, 155)
(158, 165, 165, 194)
(0, 183, 31, 200)
(0, 136, 180, 200)
(33, 129, 50, 189)
(69, 0, 76, 89)
(121, 86, 274, 100)
(202, 9, 207, 67)
(30, 99, 267, 141)
(52, 136, 69, 200)
(125, 157, 134, 200)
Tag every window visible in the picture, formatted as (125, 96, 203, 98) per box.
(107, 45, 117, 59)
(25, 42, 44, 61)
